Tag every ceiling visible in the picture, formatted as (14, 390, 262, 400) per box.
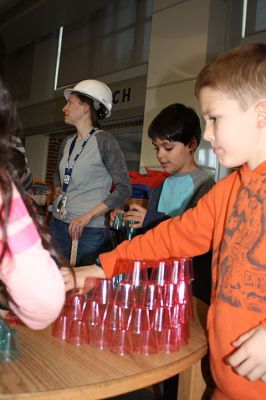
(0, 0, 110, 53)
(0, 0, 23, 17)
(0, 0, 20, 13)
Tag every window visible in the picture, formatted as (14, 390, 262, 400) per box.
(244, 0, 266, 37)
(55, 0, 152, 89)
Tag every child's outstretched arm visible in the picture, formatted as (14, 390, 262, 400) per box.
(61, 264, 105, 292)
(227, 325, 266, 382)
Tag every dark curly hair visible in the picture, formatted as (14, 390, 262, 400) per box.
(148, 103, 201, 147)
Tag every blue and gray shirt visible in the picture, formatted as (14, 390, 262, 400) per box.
(143, 168, 215, 230)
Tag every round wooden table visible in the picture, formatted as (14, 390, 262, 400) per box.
(0, 299, 208, 400)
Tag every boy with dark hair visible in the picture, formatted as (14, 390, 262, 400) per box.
(62, 43, 266, 399)
(125, 103, 214, 231)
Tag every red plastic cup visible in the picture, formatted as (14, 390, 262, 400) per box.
(82, 300, 103, 327)
(92, 279, 115, 305)
(65, 293, 87, 320)
(176, 281, 191, 304)
(171, 304, 190, 326)
(170, 304, 180, 327)
(52, 313, 72, 340)
(178, 322, 190, 345)
(162, 283, 179, 307)
(66, 319, 90, 346)
(110, 329, 133, 356)
(128, 307, 151, 334)
(90, 325, 111, 350)
(136, 283, 163, 310)
(156, 328, 180, 353)
(171, 258, 194, 283)
(124, 260, 149, 286)
(113, 260, 152, 283)
(152, 307, 172, 332)
(114, 282, 136, 309)
(102, 304, 129, 331)
(133, 331, 158, 355)
(176, 282, 193, 319)
(150, 260, 172, 286)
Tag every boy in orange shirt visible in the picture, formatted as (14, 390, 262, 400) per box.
(62, 43, 266, 399)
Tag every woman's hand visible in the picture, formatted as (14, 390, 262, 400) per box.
(68, 214, 92, 240)
(60, 265, 106, 292)
(124, 203, 147, 228)
(69, 203, 108, 239)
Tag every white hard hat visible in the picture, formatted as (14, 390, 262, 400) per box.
(64, 79, 112, 119)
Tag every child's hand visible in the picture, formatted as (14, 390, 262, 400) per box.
(226, 324, 266, 382)
(60, 265, 106, 292)
(124, 204, 147, 228)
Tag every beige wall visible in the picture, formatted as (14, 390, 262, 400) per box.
(140, 0, 211, 172)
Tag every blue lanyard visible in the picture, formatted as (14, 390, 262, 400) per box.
(62, 127, 96, 193)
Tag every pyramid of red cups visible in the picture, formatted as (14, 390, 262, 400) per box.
(52, 258, 194, 356)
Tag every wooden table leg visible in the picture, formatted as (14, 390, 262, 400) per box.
(177, 360, 206, 400)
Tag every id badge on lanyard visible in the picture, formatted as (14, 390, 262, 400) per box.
(57, 128, 96, 220)
(56, 193, 68, 219)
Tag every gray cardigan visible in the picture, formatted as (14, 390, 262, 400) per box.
(53, 129, 131, 228)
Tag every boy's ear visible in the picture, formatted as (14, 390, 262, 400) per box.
(256, 100, 266, 128)
(188, 137, 198, 152)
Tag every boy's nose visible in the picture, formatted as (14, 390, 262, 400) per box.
(157, 148, 166, 157)
(203, 123, 214, 142)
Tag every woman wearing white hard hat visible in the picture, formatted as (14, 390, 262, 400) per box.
(50, 79, 131, 267)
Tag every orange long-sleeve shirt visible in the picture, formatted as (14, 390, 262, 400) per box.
(100, 162, 266, 400)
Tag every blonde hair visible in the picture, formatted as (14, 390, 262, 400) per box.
(195, 43, 266, 109)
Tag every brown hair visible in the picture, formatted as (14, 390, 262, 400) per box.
(195, 43, 266, 109)
(76, 93, 101, 128)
